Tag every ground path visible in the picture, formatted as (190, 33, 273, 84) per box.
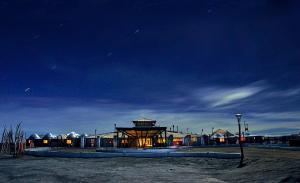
(0, 147, 299, 183)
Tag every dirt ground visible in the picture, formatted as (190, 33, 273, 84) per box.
(0, 147, 300, 183)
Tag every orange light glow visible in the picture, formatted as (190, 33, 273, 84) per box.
(219, 138, 225, 142)
(138, 138, 152, 147)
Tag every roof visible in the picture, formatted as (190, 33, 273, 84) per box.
(211, 133, 225, 139)
(80, 133, 88, 137)
(167, 132, 186, 138)
(43, 133, 56, 139)
(213, 129, 226, 134)
(67, 131, 80, 139)
(132, 118, 157, 127)
(28, 133, 41, 140)
(132, 117, 156, 122)
(98, 132, 115, 138)
(116, 126, 166, 131)
(57, 134, 67, 139)
(212, 129, 234, 137)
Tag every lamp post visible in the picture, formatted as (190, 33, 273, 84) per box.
(235, 113, 244, 167)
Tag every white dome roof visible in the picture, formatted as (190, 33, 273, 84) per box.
(67, 131, 80, 139)
(80, 133, 88, 137)
(43, 133, 56, 139)
(29, 133, 41, 140)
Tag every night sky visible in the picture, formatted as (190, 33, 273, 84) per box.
(0, 0, 300, 135)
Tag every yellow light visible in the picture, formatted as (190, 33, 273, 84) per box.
(173, 138, 182, 142)
(66, 140, 72, 145)
(43, 140, 48, 144)
(157, 138, 165, 143)
(138, 138, 153, 147)
(220, 138, 225, 142)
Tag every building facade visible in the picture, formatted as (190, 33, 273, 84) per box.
(115, 118, 167, 148)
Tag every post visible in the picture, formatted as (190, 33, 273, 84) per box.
(96, 136, 101, 148)
(116, 131, 119, 147)
(164, 129, 167, 147)
(211, 127, 214, 145)
(80, 136, 85, 149)
(236, 113, 244, 168)
(24, 132, 27, 150)
(94, 129, 97, 147)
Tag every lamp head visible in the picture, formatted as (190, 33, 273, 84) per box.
(235, 113, 242, 121)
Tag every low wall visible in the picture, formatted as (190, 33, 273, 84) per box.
(25, 148, 240, 159)
(96, 147, 177, 153)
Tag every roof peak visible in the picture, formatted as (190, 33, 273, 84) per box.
(133, 117, 156, 122)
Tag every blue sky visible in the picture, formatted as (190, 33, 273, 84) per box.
(0, 0, 300, 135)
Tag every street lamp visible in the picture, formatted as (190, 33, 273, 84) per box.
(235, 113, 244, 168)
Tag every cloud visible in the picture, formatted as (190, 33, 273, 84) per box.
(0, 97, 239, 135)
(252, 128, 300, 136)
(0, 96, 299, 136)
(1, 81, 300, 135)
(158, 81, 300, 114)
(194, 81, 267, 108)
(249, 111, 300, 122)
(265, 87, 300, 98)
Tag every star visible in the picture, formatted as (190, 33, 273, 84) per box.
(25, 88, 31, 93)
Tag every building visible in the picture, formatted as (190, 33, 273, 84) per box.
(167, 131, 185, 146)
(289, 133, 300, 147)
(244, 133, 264, 144)
(98, 132, 114, 147)
(210, 129, 236, 144)
(115, 118, 167, 148)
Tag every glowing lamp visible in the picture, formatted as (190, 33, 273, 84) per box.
(220, 138, 225, 142)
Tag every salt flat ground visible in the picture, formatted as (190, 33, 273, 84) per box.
(0, 147, 300, 183)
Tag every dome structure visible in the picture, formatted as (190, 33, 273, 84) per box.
(80, 133, 88, 138)
(28, 133, 41, 140)
(57, 134, 67, 139)
(43, 132, 56, 139)
(212, 129, 234, 137)
(211, 133, 224, 139)
(67, 131, 80, 139)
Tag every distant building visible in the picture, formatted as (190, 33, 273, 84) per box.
(289, 133, 300, 147)
(115, 118, 167, 148)
(210, 129, 235, 144)
(167, 131, 185, 146)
